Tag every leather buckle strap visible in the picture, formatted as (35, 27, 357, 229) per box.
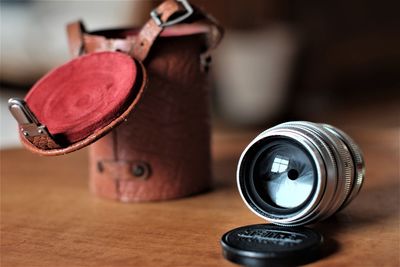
(66, 21, 86, 58)
(66, 0, 223, 64)
(131, 0, 189, 61)
(8, 98, 60, 150)
(150, 0, 193, 27)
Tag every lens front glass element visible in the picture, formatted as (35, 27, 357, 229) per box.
(252, 139, 316, 209)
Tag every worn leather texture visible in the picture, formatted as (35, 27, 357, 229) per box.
(26, 135, 60, 150)
(89, 34, 212, 202)
(77, 1, 221, 202)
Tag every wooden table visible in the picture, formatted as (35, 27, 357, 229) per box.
(1, 123, 399, 266)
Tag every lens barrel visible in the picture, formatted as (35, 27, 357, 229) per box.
(237, 121, 365, 226)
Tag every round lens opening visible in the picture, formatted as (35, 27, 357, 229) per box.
(288, 169, 299, 180)
(249, 138, 317, 211)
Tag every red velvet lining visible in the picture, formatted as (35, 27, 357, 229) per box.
(25, 52, 137, 144)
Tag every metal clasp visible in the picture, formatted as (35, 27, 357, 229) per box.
(8, 98, 51, 138)
(151, 0, 194, 28)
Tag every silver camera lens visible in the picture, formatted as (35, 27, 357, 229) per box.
(237, 121, 365, 226)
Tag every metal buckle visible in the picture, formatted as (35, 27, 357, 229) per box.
(8, 98, 51, 138)
(151, 0, 194, 28)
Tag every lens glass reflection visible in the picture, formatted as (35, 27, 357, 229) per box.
(253, 141, 315, 209)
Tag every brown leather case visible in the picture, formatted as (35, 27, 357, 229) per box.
(88, 34, 214, 202)
(10, 0, 223, 202)
(61, 1, 223, 202)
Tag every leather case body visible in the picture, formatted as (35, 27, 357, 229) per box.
(88, 33, 213, 201)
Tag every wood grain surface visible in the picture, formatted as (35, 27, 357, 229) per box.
(1, 124, 399, 267)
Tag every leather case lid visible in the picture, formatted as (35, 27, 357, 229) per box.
(22, 51, 147, 154)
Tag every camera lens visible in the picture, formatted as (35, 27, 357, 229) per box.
(237, 121, 365, 226)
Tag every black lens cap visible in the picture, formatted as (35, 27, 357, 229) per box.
(221, 224, 323, 267)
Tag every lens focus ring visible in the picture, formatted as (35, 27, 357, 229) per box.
(322, 124, 365, 207)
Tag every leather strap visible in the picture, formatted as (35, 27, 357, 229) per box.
(66, 21, 86, 58)
(66, 0, 223, 62)
(98, 160, 151, 181)
(130, 0, 184, 61)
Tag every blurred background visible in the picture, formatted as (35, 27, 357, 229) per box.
(1, 0, 399, 149)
